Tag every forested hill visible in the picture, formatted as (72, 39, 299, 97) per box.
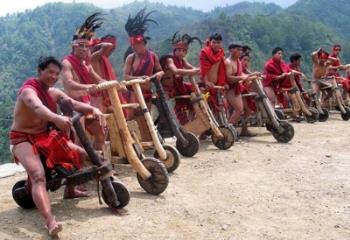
(0, 0, 349, 164)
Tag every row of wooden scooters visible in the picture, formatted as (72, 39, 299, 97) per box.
(11, 72, 348, 211)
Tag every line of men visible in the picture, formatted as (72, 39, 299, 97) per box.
(8, 9, 350, 236)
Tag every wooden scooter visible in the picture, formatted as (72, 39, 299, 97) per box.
(174, 77, 235, 150)
(151, 77, 200, 158)
(278, 73, 319, 123)
(94, 80, 169, 195)
(241, 76, 295, 143)
(12, 100, 130, 209)
(123, 78, 181, 173)
(320, 76, 350, 121)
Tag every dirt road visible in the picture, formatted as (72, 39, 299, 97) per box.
(0, 114, 349, 240)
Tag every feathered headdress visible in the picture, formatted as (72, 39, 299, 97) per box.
(125, 8, 157, 46)
(73, 12, 104, 42)
(171, 32, 202, 51)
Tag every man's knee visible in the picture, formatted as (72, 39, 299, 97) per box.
(30, 170, 46, 184)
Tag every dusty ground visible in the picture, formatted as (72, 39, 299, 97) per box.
(0, 114, 349, 240)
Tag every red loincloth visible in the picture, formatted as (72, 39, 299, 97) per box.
(9, 130, 80, 170)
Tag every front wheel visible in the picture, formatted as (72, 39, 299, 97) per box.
(137, 158, 169, 195)
(318, 108, 329, 122)
(269, 120, 294, 143)
(176, 132, 199, 157)
(211, 126, 235, 150)
(341, 106, 350, 121)
(102, 181, 130, 209)
(154, 145, 181, 173)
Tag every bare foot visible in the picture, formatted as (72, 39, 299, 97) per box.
(64, 186, 91, 199)
(46, 217, 63, 237)
(111, 208, 129, 216)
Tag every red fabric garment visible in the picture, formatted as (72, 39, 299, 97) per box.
(263, 58, 291, 89)
(9, 130, 80, 170)
(132, 50, 156, 77)
(199, 46, 227, 86)
(64, 54, 100, 102)
(173, 57, 193, 95)
(171, 56, 194, 124)
(341, 77, 350, 94)
(328, 53, 341, 77)
(18, 78, 57, 113)
(131, 50, 156, 101)
(229, 59, 243, 95)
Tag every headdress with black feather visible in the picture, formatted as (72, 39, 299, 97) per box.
(171, 32, 202, 50)
(73, 12, 104, 41)
(125, 8, 157, 45)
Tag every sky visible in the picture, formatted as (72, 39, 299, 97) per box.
(0, 0, 298, 16)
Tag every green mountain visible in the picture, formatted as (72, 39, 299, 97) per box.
(0, 0, 348, 164)
(287, 0, 350, 38)
(210, 2, 282, 18)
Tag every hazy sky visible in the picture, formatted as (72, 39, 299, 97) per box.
(0, 0, 298, 16)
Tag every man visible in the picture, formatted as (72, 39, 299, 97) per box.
(90, 35, 128, 115)
(160, 32, 201, 124)
(311, 47, 335, 95)
(199, 33, 227, 88)
(61, 13, 113, 150)
(123, 8, 163, 115)
(328, 44, 350, 101)
(9, 56, 103, 236)
(263, 47, 292, 107)
(225, 44, 257, 136)
(288, 53, 305, 92)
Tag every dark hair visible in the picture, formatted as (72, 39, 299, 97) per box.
(240, 53, 250, 60)
(242, 45, 252, 53)
(38, 56, 62, 71)
(290, 53, 302, 63)
(272, 47, 283, 56)
(228, 43, 242, 50)
(209, 33, 222, 41)
(102, 34, 116, 40)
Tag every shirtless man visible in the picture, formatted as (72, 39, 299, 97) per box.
(123, 9, 163, 116)
(61, 13, 114, 150)
(311, 48, 335, 95)
(9, 56, 103, 236)
(225, 44, 259, 136)
(90, 35, 117, 112)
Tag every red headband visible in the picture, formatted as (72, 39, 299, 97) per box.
(173, 42, 188, 51)
(129, 35, 144, 46)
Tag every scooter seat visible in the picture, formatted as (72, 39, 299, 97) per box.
(174, 95, 191, 99)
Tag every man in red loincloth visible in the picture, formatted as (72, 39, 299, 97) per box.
(9, 56, 103, 236)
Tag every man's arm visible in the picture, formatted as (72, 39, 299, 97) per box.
(51, 88, 98, 115)
(224, 59, 246, 84)
(167, 58, 199, 76)
(20, 88, 71, 131)
(61, 60, 94, 91)
(91, 43, 113, 62)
